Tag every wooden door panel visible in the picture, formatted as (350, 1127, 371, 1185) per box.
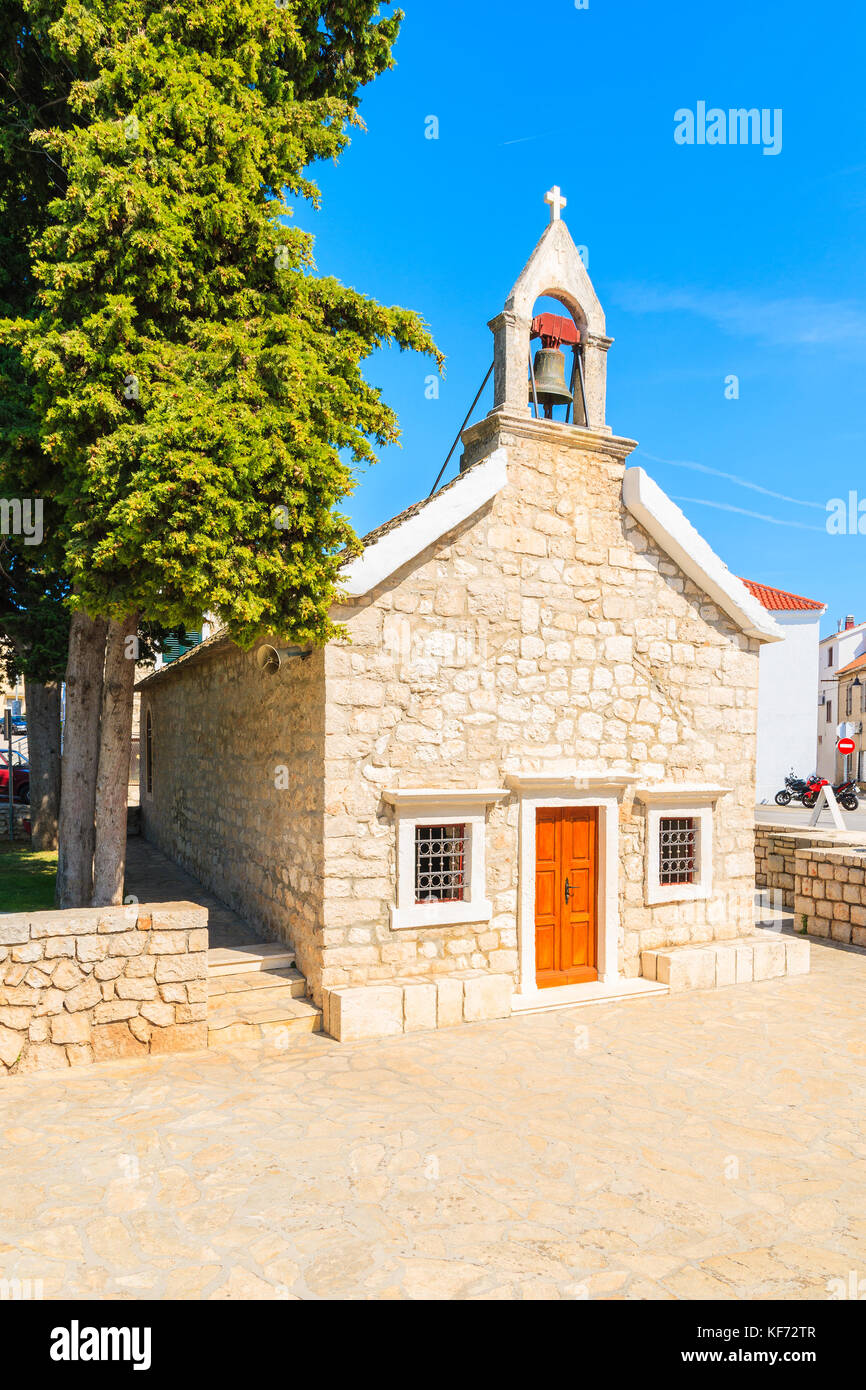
(535, 807, 598, 987)
(535, 867, 557, 918)
(536, 923, 556, 974)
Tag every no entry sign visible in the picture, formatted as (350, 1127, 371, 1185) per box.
(838, 737, 856, 755)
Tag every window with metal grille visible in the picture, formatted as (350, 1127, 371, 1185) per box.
(659, 817, 698, 886)
(415, 824, 466, 903)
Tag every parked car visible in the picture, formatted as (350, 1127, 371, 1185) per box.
(0, 749, 29, 802)
(9, 715, 26, 735)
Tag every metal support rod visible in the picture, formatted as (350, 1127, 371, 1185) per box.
(528, 350, 540, 420)
(575, 347, 589, 427)
(565, 350, 579, 425)
(428, 362, 494, 498)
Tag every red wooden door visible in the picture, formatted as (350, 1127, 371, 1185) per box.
(535, 807, 598, 988)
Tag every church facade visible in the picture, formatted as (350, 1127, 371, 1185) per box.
(138, 201, 807, 1040)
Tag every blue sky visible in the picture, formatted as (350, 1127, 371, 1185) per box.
(297, 0, 866, 636)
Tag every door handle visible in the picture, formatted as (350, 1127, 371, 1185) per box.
(564, 878, 571, 904)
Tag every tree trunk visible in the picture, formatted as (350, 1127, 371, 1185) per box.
(56, 610, 107, 908)
(92, 613, 138, 907)
(23, 677, 62, 851)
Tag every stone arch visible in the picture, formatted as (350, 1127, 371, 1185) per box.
(490, 220, 611, 430)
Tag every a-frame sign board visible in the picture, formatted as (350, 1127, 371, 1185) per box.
(808, 784, 847, 832)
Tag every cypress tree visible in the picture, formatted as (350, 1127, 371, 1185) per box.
(1, 1, 440, 903)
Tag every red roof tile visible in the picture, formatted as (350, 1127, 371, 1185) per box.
(837, 653, 866, 677)
(739, 578, 825, 612)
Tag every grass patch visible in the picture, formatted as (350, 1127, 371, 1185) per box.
(0, 841, 57, 913)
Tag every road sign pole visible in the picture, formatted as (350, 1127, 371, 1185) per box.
(4, 709, 12, 842)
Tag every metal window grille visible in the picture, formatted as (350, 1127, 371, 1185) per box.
(659, 817, 698, 886)
(415, 824, 466, 903)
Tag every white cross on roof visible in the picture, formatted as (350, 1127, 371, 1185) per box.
(544, 185, 567, 222)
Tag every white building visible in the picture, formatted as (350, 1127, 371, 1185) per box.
(817, 615, 866, 780)
(741, 580, 826, 802)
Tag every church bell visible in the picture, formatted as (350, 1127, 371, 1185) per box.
(531, 346, 573, 414)
(528, 311, 584, 422)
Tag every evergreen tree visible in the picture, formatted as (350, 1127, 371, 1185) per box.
(0, 1, 440, 904)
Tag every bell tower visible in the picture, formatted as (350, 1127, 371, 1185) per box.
(486, 187, 613, 433)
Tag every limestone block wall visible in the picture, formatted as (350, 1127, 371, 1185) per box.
(320, 416, 761, 993)
(756, 824, 866, 909)
(135, 417, 765, 1006)
(139, 642, 326, 997)
(756, 829, 815, 907)
(0, 805, 30, 840)
(793, 847, 866, 946)
(0, 901, 207, 1077)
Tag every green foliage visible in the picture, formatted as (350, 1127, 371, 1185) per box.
(0, 539, 70, 683)
(0, 1, 440, 647)
(0, 842, 58, 913)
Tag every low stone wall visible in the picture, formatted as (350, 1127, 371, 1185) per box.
(755, 824, 866, 909)
(0, 900, 208, 1076)
(0, 805, 30, 840)
(793, 848, 866, 947)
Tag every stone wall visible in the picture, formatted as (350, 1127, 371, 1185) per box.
(137, 415, 764, 1013)
(139, 643, 326, 999)
(320, 413, 761, 995)
(793, 847, 866, 946)
(756, 823, 866, 909)
(0, 901, 207, 1076)
(0, 805, 29, 840)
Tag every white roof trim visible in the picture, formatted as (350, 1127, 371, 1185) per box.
(622, 467, 784, 644)
(340, 448, 508, 599)
(820, 622, 866, 644)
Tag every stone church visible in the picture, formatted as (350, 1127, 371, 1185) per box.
(138, 193, 809, 1041)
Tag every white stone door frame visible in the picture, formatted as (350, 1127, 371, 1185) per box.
(506, 774, 630, 1003)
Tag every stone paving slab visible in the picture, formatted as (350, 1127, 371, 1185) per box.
(0, 935, 863, 1300)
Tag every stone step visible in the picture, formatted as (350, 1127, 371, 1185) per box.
(207, 942, 296, 977)
(208, 989, 322, 1047)
(208, 966, 307, 999)
(641, 928, 810, 993)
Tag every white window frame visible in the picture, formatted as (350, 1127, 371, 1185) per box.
(635, 785, 729, 906)
(382, 788, 508, 931)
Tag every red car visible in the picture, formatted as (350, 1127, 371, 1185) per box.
(0, 751, 29, 803)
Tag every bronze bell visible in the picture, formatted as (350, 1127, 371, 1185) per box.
(530, 346, 573, 416)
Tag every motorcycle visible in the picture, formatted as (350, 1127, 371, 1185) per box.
(801, 777, 860, 812)
(774, 772, 820, 807)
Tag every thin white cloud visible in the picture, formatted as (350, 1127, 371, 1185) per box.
(672, 495, 827, 531)
(613, 283, 866, 348)
(499, 130, 557, 147)
(638, 450, 825, 509)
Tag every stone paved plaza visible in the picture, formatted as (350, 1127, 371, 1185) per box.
(0, 936, 863, 1301)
